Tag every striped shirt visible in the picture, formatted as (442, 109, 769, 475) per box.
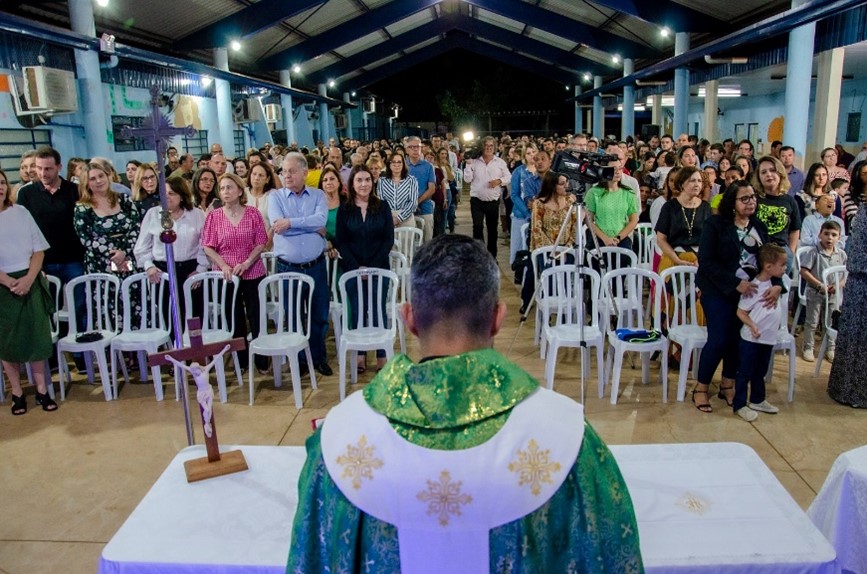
(201, 206, 268, 279)
(378, 176, 419, 224)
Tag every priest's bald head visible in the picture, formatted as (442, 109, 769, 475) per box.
(400, 234, 506, 355)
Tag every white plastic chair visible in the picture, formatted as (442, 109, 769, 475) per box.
(792, 246, 811, 327)
(326, 254, 343, 346)
(56, 273, 120, 401)
(260, 251, 280, 324)
(660, 266, 707, 402)
(589, 246, 640, 324)
(765, 275, 796, 402)
(633, 223, 654, 271)
(182, 272, 243, 403)
(539, 266, 604, 403)
(110, 272, 172, 401)
(389, 251, 409, 354)
(603, 268, 669, 404)
(393, 226, 422, 268)
(531, 246, 578, 349)
(813, 265, 847, 379)
(248, 273, 317, 408)
(337, 268, 398, 401)
(520, 222, 530, 251)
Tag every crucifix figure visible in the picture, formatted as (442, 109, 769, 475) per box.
(124, 85, 199, 446)
(149, 318, 247, 482)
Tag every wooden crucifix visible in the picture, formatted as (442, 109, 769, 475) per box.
(149, 317, 248, 483)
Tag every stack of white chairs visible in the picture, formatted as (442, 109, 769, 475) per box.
(110, 272, 172, 401)
(337, 268, 398, 401)
(602, 268, 669, 404)
(660, 266, 707, 401)
(248, 272, 317, 408)
(394, 227, 422, 268)
(539, 265, 603, 403)
(56, 273, 120, 401)
(182, 271, 243, 403)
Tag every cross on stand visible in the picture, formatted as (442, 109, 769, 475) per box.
(149, 317, 248, 483)
(123, 85, 199, 446)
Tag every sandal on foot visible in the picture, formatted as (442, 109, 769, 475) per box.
(34, 391, 58, 412)
(691, 388, 713, 413)
(356, 358, 367, 374)
(717, 384, 734, 407)
(11, 393, 27, 415)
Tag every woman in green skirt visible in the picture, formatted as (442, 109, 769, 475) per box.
(0, 169, 57, 415)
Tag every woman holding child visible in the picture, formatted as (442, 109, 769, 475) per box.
(694, 182, 780, 414)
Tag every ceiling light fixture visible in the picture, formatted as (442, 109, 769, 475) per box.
(612, 54, 620, 64)
(660, 27, 670, 38)
(292, 64, 301, 74)
(328, 79, 336, 88)
(95, 0, 109, 7)
(230, 40, 242, 51)
(201, 76, 212, 87)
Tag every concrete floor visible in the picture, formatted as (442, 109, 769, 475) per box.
(1, 199, 864, 574)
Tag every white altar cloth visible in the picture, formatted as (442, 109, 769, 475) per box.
(99, 442, 836, 574)
(807, 444, 867, 574)
(610, 442, 836, 574)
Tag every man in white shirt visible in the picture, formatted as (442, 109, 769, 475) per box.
(463, 137, 511, 258)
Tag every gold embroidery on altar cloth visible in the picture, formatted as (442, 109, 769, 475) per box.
(336, 435, 384, 490)
(676, 491, 711, 515)
(509, 439, 562, 496)
(417, 470, 472, 526)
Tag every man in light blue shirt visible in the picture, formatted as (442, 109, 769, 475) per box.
(780, 146, 805, 197)
(406, 136, 436, 243)
(269, 152, 332, 376)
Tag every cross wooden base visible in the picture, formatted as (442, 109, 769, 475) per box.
(183, 449, 249, 483)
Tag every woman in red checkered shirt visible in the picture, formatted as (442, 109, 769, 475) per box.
(201, 173, 269, 373)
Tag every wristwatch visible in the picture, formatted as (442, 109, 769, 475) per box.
(614, 235, 621, 242)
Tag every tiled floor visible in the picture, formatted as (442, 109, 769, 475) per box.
(1, 201, 864, 574)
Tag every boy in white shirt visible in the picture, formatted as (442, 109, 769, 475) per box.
(799, 220, 847, 362)
(733, 244, 788, 422)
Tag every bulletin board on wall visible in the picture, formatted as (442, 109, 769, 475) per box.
(112, 116, 153, 153)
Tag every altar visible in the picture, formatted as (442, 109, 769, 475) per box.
(99, 442, 836, 574)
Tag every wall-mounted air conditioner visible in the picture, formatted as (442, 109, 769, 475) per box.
(334, 114, 347, 129)
(264, 103, 281, 123)
(233, 99, 262, 123)
(19, 66, 78, 113)
(362, 98, 375, 114)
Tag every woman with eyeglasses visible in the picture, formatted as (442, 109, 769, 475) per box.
(192, 167, 218, 210)
(131, 164, 161, 216)
(377, 152, 418, 229)
(753, 155, 800, 271)
(694, 181, 780, 413)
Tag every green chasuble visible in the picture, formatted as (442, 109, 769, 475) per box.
(287, 349, 644, 573)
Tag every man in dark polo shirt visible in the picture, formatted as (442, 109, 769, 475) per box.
(16, 146, 87, 364)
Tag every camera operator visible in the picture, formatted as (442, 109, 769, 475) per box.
(463, 136, 511, 257)
(585, 157, 640, 252)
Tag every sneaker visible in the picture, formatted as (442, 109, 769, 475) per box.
(825, 350, 835, 362)
(736, 406, 758, 422)
(802, 348, 815, 362)
(749, 400, 779, 414)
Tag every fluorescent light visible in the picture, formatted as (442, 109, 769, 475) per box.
(96, 0, 109, 6)
(646, 96, 676, 106)
(617, 104, 647, 111)
(697, 85, 741, 97)
(201, 76, 212, 87)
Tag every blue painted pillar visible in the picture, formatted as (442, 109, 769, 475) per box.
(343, 92, 353, 140)
(213, 48, 235, 156)
(68, 0, 110, 158)
(317, 84, 329, 144)
(593, 75, 603, 140)
(279, 69, 296, 146)
(622, 58, 635, 141)
(784, 0, 815, 162)
(574, 86, 583, 135)
(362, 111, 369, 141)
(674, 32, 690, 137)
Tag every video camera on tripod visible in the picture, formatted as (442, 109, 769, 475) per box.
(551, 151, 618, 200)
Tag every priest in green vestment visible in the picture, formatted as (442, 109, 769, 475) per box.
(288, 234, 644, 573)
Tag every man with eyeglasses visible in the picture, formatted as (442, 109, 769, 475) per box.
(463, 136, 511, 257)
(405, 136, 436, 243)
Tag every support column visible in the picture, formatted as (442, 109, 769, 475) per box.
(574, 86, 583, 135)
(651, 94, 662, 127)
(593, 75, 603, 140)
(703, 80, 719, 145)
(317, 84, 329, 144)
(213, 48, 235, 156)
(673, 32, 690, 137)
(813, 47, 844, 152)
(343, 92, 354, 140)
(68, 0, 111, 158)
(585, 109, 592, 133)
(362, 111, 369, 141)
(279, 70, 296, 146)
(622, 58, 635, 141)
(783, 0, 814, 166)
